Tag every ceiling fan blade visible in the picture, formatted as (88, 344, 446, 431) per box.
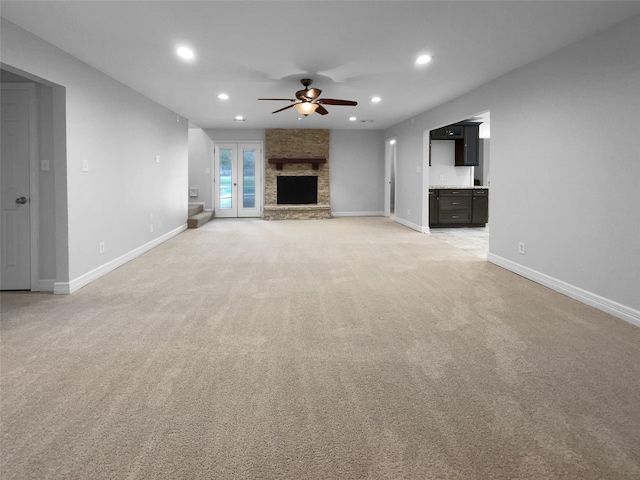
(258, 98, 296, 101)
(315, 105, 329, 115)
(317, 99, 358, 106)
(306, 88, 322, 100)
(271, 103, 297, 114)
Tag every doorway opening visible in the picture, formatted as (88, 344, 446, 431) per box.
(1, 66, 68, 293)
(426, 111, 491, 257)
(1, 82, 37, 290)
(384, 137, 397, 217)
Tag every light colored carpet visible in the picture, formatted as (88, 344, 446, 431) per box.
(1, 217, 639, 479)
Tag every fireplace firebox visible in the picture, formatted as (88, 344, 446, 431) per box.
(277, 176, 318, 205)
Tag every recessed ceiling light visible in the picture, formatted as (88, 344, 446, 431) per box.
(218, 93, 229, 100)
(176, 46, 195, 60)
(371, 96, 381, 103)
(349, 116, 357, 121)
(416, 54, 432, 65)
(234, 115, 245, 121)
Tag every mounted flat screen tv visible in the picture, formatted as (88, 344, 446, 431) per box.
(277, 176, 318, 205)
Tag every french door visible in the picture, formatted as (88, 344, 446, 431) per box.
(214, 143, 262, 218)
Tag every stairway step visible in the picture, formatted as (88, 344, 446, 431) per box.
(187, 210, 214, 229)
(188, 204, 204, 217)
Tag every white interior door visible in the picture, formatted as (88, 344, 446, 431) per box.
(215, 143, 261, 218)
(1, 86, 33, 290)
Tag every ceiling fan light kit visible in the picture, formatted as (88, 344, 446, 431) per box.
(259, 78, 357, 116)
(294, 103, 319, 115)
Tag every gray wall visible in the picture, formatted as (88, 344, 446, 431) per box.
(330, 130, 385, 216)
(204, 129, 266, 143)
(1, 18, 188, 290)
(475, 139, 490, 187)
(384, 15, 640, 320)
(429, 140, 473, 187)
(188, 128, 214, 210)
(35, 82, 57, 282)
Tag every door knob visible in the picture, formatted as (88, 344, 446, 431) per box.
(233, 183, 237, 186)
(15, 197, 28, 205)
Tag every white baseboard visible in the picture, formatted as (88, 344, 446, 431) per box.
(488, 253, 640, 328)
(394, 216, 427, 233)
(331, 211, 385, 217)
(54, 224, 187, 295)
(33, 279, 55, 292)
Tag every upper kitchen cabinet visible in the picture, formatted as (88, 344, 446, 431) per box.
(455, 123, 480, 167)
(430, 125, 464, 140)
(430, 121, 481, 167)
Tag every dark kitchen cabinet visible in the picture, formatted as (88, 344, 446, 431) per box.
(454, 124, 479, 166)
(429, 188, 488, 227)
(472, 189, 489, 225)
(429, 189, 438, 224)
(430, 122, 481, 167)
(430, 125, 464, 140)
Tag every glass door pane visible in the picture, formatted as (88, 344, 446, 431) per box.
(243, 149, 255, 209)
(219, 148, 233, 209)
(215, 144, 238, 218)
(238, 144, 261, 218)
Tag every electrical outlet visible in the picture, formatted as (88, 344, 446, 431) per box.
(155, 155, 160, 163)
(518, 242, 526, 255)
(82, 159, 89, 172)
(150, 224, 154, 233)
(99, 242, 105, 254)
(407, 209, 410, 215)
(158, 219, 162, 229)
(439, 175, 444, 182)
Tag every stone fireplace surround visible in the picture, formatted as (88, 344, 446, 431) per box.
(264, 128, 331, 220)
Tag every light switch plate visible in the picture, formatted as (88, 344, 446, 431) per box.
(82, 159, 89, 172)
(41, 159, 50, 171)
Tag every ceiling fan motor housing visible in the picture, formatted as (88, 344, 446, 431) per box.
(296, 90, 310, 101)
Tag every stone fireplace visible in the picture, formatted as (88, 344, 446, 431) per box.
(263, 128, 331, 220)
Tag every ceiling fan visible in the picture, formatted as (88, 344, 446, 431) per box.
(258, 78, 357, 116)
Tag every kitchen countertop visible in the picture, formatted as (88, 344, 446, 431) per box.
(429, 185, 488, 189)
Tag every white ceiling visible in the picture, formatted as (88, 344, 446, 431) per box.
(2, 1, 639, 130)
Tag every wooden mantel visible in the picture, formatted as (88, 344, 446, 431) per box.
(268, 158, 326, 170)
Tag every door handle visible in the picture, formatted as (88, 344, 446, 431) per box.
(15, 197, 28, 205)
(233, 183, 237, 186)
